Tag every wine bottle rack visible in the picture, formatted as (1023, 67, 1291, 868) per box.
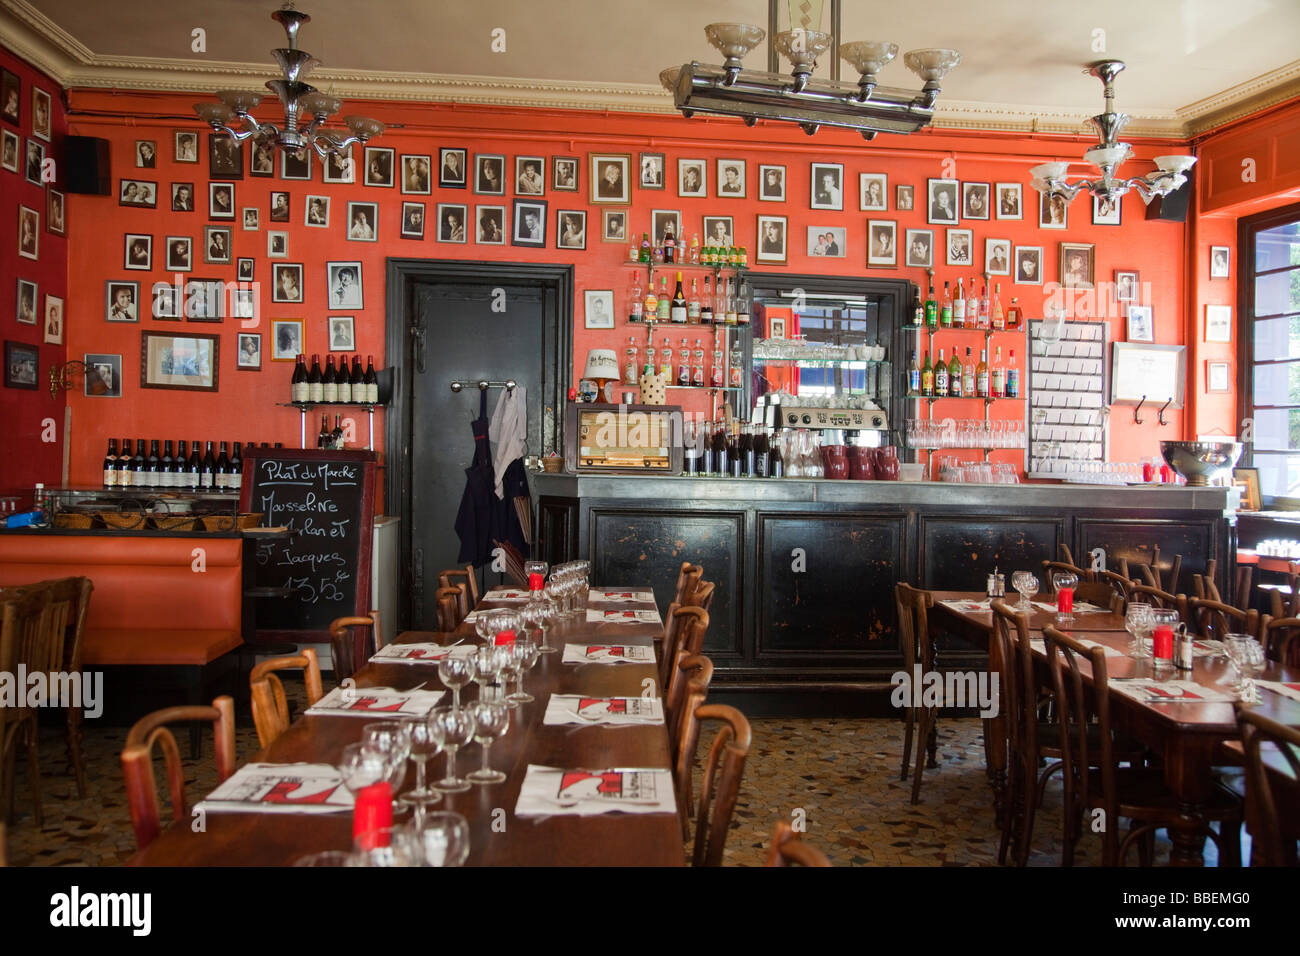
(280, 402, 384, 451)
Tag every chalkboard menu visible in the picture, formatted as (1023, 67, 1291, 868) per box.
(239, 448, 377, 641)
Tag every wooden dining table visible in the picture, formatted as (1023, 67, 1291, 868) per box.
(130, 586, 685, 866)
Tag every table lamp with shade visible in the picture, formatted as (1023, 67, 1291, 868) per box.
(582, 349, 619, 403)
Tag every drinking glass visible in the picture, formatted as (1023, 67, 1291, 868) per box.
(533, 592, 558, 654)
(338, 742, 389, 797)
(294, 851, 360, 867)
(467, 701, 510, 785)
(472, 644, 507, 703)
(1149, 608, 1180, 675)
(428, 705, 476, 794)
(398, 716, 442, 806)
(352, 826, 421, 867)
(363, 720, 412, 793)
(1224, 633, 1265, 692)
(1051, 570, 1078, 625)
(507, 639, 539, 704)
(1124, 602, 1154, 659)
(524, 560, 549, 582)
(1011, 571, 1038, 611)
(438, 653, 475, 710)
(405, 811, 471, 867)
(497, 641, 524, 709)
(474, 609, 500, 644)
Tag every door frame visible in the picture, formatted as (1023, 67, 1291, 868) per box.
(384, 258, 573, 629)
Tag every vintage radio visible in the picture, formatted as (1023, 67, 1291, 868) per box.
(564, 402, 683, 474)
(778, 405, 888, 431)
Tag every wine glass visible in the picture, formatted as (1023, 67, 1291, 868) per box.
(398, 716, 442, 807)
(1224, 633, 1265, 692)
(507, 639, 539, 704)
(405, 811, 471, 867)
(472, 644, 507, 703)
(533, 592, 558, 654)
(1011, 571, 1038, 611)
(428, 705, 476, 794)
(474, 609, 500, 644)
(1124, 602, 1154, 660)
(362, 720, 412, 794)
(467, 701, 510, 785)
(438, 653, 475, 710)
(351, 826, 421, 867)
(1051, 570, 1078, 625)
(497, 641, 524, 709)
(338, 742, 389, 798)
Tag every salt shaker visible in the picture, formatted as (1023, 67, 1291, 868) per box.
(1173, 623, 1194, 671)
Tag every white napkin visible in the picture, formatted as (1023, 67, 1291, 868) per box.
(196, 763, 354, 814)
(369, 642, 475, 664)
(544, 695, 664, 726)
(561, 643, 655, 664)
(1030, 600, 1107, 613)
(941, 599, 991, 613)
(515, 764, 675, 817)
(305, 685, 445, 717)
(585, 608, 661, 624)
(1031, 637, 1125, 658)
(484, 588, 530, 602)
(1258, 680, 1300, 703)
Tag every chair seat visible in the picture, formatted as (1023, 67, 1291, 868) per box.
(1037, 723, 1146, 763)
(83, 628, 243, 667)
(1087, 767, 1242, 823)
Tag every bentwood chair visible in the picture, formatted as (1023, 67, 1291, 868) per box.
(690, 704, 752, 867)
(1128, 584, 1189, 621)
(1043, 625, 1242, 866)
(1260, 616, 1300, 667)
(765, 821, 832, 867)
(120, 695, 236, 851)
(438, 565, 480, 615)
(249, 649, 324, 748)
(686, 579, 716, 613)
(659, 604, 709, 687)
(895, 583, 936, 803)
(434, 586, 465, 631)
(1187, 598, 1263, 643)
(328, 611, 382, 681)
(990, 600, 1036, 866)
(668, 653, 714, 837)
(1, 589, 55, 826)
(674, 562, 703, 607)
(1236, 708, 1300, 866)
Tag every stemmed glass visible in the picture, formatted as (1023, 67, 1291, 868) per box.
(1224, 633, 1266, 693)
(405, 811, 471, 867)
(1149, 608, 1180, 675)
(507, 639, 539, 704)
(428, 705, 476, 794)
(474, 609, 501, 644)
(438, 653, 475, 710)
(338, 742, 390, 799)
(1011, 571, 1038, 611)
(473, 644, 508, 703)
(497, 642, 525, 709)
(524, 560, 549, 582)
(533, 591, 558, 654)
(398, 716, 442, 807)
(1124, 602, 1154, 660)
(362, 721, 412, 795)
(1051, 570, 1079, 625)
(351, 826, 421, 867)
(467, 700, 510, 785)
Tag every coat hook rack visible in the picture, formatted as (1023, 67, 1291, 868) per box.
(1157, 397, 1172, 426)
(1133, 395, 1146, 425)
(449, 379, 517, 393)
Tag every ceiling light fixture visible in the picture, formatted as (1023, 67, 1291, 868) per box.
(193, 4, 385, 159)
(1029, 61, 1196, 205)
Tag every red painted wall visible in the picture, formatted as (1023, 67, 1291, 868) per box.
(0, 47, 67, 500)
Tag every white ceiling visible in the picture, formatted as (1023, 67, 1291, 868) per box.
(7, 0, 1300, 135)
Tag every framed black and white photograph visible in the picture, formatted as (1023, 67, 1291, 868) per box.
(758, 164, 786, 202)
(4, 341, 38, 390)
(927, 178, 959, 224)
(1, 130, 18, 172)
(124, 233, 151, 271)
(718, 159, 747, 198)
(84, 353, 121, 397)
(170, 182, 194, 212)
(1040, 192, 1068, 229)
(135, 140, 156, 169)
(437, 203, 468, 243)
(867, 220, 897, 267)
(678, 159, 707, 198)
(859, 173, 888, 211)
(328, 316, 356, 352)
(638, 152, 665, 190)
(476, 205, 506, 244)
(326, 262, 363, 309)
(1092, 194, 1122, 226)
(1060, 241, 1095, 289)
(553, 156, 578, 192)
(995, 183, 1022, 220)
(31, 87, 50, 141)
(905, 229, 933, 269)
(16, 279, 38, 325)
(961, 182, 990, 220)
(1127, 304, 1154, 343)
(401, 154, 432, 194)
(323, 146, 355, 184)
(237, 332, 262, 370)
(1207, 361, 1230, 393)
(515, 156, 545, 195)
(2, 69, 21, 126)
(1115, 270, 1139, 302)
(24, 138, 43, 186)
(18, 205, 38, 260)
(47, 189, 65, 236)
(208, 182, 235, 220)
(203, 226, 232, 265)
(173, 130, 198, 163)
(1205, 304, 1233, 343)
(401, 202, 426, 239)
(184, 278, 223, 323)
(43, 294, 63, 344)
(1210, 246, 1231, 279)
(118, 178, 156, 208)
(945, 227, 973, 267)
(984, 238, 1011, 275)
(703, 216, 734, 248)
(769, 317, 786, 340)
(267, 230, 288, 258)
(249, 140, 275, 177)
(208, 134, 242, 179)
(584, 289, 615, 329)
(601, 209, 626, 243)
(268, 190, 290, 222)
(364, 146, 394, 187)
(810, 162, 843, 209)
(165, 236, 192, 272)
(651, 209, 681, 247)
(141, 330, 219, 391)
(305, 195, 330, 227)
(241, 207, 258, 231)
(807, 226, 845, 258)
(105, 280, 139, 323)
(347, 201, 378, 241)
(896, 184, 914, 211)
(280, 146, 311, 181)
(439, 148, 467, 188)
(512, 199, 547, 247)
(1014, 246, 1043, 285)
(272, 263, 304, 303)
(756, 214, 787, 264)
(557, 210, 587, 250)
(590, 153, 630, 204)
(475, 154, 505, 195)
(237, 258, 254, 282)
(151, 282, 179, 320)
(270, 320, 302, 362)
(232, 287, 255, 321)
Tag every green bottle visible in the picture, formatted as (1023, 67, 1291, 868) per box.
(924, 281, 938, 328)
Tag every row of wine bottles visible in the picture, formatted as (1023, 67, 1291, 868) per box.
(290, 354, 380, 405)
(102, 438, 269, 491)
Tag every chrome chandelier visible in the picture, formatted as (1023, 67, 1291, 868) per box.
(1030, 61, 1195, 204)
(662, 19, 960, 140)
(193, 5, 385, 159)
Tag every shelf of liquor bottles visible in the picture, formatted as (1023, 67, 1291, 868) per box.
(285, 404, 383, 452)
(906, 394, 1024, 404)
(901, 323, 1026, 336)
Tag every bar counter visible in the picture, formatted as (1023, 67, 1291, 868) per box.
(532, 473, 1234, 702)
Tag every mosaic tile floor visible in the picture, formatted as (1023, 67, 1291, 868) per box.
(4, 711, 1228, 867)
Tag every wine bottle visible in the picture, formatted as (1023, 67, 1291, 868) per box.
(364, 355, 378, 404)
(291, 353, 308, 403)
(351, 355, 364, 401)
(117, 436, 133, 487)
(308, 354, 323, 403)
(160, 440, 175, 489)
(172, 441, 187, 488)
(322, 356, 338, 404)
(214, 442, 229, 490)
(639, 232, 651, 263)
(948, 349, 962, 398)
(318, 414, 330, 449)
(991, 282, 1005, 331)
(725, 279, 738, 326)
(337, 356, 352, 404)
(187, 440, 202, 491)
(132, 439, 147, 486)
(670, 272, 687, 324)
(229, 442, 243, 493)
(912, 287, 924, 326)
(147, 440, 161, 489)
(200, 441, 217, 490)
(103, 439, 117, 489)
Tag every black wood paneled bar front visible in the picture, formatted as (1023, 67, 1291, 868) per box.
(533, 474, 1234, 698)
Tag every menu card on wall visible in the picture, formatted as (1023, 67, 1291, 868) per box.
(1027, 319, 1108, 478)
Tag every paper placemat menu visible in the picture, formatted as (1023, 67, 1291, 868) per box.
(196, 763, 353, 814)
(515, 764, 675, 817)
(585, 608, 661, 624)
(305, 685, 445, 717)
(561, 643, 655, 664)
(370, 642, 475, 664)
(543, 695, 664, 726)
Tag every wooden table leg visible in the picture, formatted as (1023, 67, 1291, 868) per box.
(1167, 803, 1208, 867)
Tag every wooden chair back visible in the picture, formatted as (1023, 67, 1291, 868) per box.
(690, 704, 752, 867)
(1042, 560, 1091, 585)
(1236, 708, 1300, 866)
(659, 604, 709, 686)
(1187, 598, 1261, 642)
(991, 599, 1038, 865)
(1127, 584, 1188, 622)
(1265, 564, 1300, 621)
(1260, 617, 1300, 667)
(438, 565, 480, 613)
(120, 696, 236, 850)
(895, 583, 934, 675)
(1, 589, 53, 824)
(249, 648, 324, 749)
(686, 579, 715, 613)
(328, 611, 381, 681)
(36, 576, 93, 796)
(1096, 570, 1133, 606)
(667, 651, 714, 756)
(674, 562, 703, 606)
(435, 586, 465, 631)
(765, 821, 832, 867)
(669, 653, 714, 835)
(1073, 581, 1124, 613)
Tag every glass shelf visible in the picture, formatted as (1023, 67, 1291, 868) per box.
(754, 356, 891, 367)
(281, 402, 384, 410)
(632, 321, 748, 331)
(906, 394, 1024, 402)
(628, 260, 748, 273)
(901, 324, 1027, 335)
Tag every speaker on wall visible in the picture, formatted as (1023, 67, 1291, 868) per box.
(63, 136, 111, 195)
(1144, 177, 1192, 222)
